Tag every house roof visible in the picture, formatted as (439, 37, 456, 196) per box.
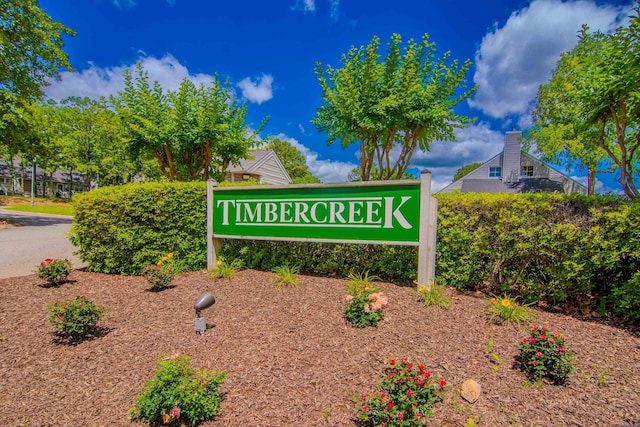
(0, 160, 86, 185)
(227, 150, 271, 173)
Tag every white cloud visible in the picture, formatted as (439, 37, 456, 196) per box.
(44, 54, 214, 101)
(292, 0, 316, 13)
(237, 74, 274, 104)
(110, 0, 137, 8)
(329, 0, 340, 22)
(274, 133, 356, 183)
(469, 0, 631, 118)
(298, 123, 305, 134)
(410, 123, 505, 191)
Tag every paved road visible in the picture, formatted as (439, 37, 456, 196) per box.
(0, 208, 86, 279)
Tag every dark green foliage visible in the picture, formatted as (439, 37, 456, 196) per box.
(71, 183, 640, 321)
(70, 182, 207, 275)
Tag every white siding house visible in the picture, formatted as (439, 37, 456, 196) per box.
(224, 150, 292, 185)
(439, 130, 587, 195)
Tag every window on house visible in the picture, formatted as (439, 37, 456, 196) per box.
(521, 165, 534, 177)
(489, 167, 501, 178)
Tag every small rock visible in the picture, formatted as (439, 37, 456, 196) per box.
(460, 379, 481, 403)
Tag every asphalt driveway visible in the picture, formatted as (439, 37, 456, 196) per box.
(0, 208, 86, 279)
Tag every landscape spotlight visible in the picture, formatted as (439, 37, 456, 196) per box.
(194, 292, 215, 335)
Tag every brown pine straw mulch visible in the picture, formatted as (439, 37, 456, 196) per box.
(0, 269, 639, 427)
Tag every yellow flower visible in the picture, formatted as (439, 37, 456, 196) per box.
(216, 260, 223, 266)
(501, 299, 511, 307)
(167, 253, 173, 258)
(490, 298, 497, 304)
(158, 260, 163, 266)
(419, 285, 426, 292)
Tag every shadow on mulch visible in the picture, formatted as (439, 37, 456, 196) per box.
(144, 284, 178, 293)
(37, 279, 78, 289)
(51, 326, 113, 346)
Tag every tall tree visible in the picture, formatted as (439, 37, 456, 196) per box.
(453, 162, 482, 182)
(312, 33, 477, 181)
(114, 64, 267, 181)
(531, 6, 640, 198)
(264, 137, 320, 184)
(0, 0, 75, 150)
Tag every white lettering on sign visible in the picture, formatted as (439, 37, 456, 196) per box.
(216, 196, 414, 229)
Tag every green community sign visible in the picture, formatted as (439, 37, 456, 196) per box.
(211, 181, 420, 245)
(207, 171, 438, 286)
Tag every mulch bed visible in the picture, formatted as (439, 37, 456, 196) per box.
(0, 269, 639, 426)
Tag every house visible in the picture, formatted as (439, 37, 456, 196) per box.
(0, 159, 86, 198)
(224, 149, 292, 185)
(438, 130, 587, 195)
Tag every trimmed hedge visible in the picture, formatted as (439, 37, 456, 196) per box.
(70, 182, 207, 275)
(70, 184, 640, 321)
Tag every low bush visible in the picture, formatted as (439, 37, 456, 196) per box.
(518, 325, 575, 384)
(130, 354, 226, 426)
(36, 258, 72, 286)
(355, 357, 448, 426)
(46, 296, 107, 339)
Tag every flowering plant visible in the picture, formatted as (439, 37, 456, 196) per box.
(130, 353, 227, 425)
(344, 271, 388, 328)
(36, 258, 72, 286)
(46, 296, 107, 339)
(488, 294, 535, 325)
(142, 253, 176, 290)
(355, 357, 448, 426)
(519, 325, 575, 384)
(416, 281, 451, 309)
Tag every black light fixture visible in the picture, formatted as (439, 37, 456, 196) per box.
(194, 292, 215, 335)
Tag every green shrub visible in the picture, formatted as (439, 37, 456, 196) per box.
(70, 182, 207, 275)
(355, 357, 448, 426)
(344, 272, 388, 328)
(36, 258, 72, 286)
(519, 326, 575, 384)
(271, 264, 301, 288)
(130, 354, 226, 426)
(46, 296, 107, 339)
(416, 283, 451, 309)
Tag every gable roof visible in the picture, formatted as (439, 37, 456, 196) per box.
(226, 149, 292, 184)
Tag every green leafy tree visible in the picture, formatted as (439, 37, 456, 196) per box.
(264, 137, 320, 183)
(453, 162, 482, 182)
(0, 0, 75, 151)
(531, 7, 640, 198)
(113, 63, 267, 181)
(312, 33, 477, 181)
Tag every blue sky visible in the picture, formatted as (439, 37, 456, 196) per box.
(40, 0, 633, 192)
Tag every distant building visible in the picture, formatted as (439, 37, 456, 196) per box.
(0, 159, 86, 198)
(438, 130, 587, 195)
(0, 149, 292, 197)
(224, 149, 292, 185)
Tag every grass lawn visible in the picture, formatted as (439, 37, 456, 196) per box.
(0, 196, 73, 216)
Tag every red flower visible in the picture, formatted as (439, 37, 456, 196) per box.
(362, 404, 369, 412)
(439, 380, 447, 388)
(415, 379, 424, 386)
(558, 346, 565, 352)
(45, 258, 53, 262)
(529, 338, 536, 344)
(548, 337, 554, 343)
(417, 364, 425, 371)
(406, 362, 413, 368)
(532, 360, 539, 366)
(379, 392, 386, 399)
(538, 335, 547, 340)
(541, 326, 547, 332)
(416, 413, 423, 419)
(360, 394, 367, 400)
(396, 412, 404, 419)
(57, 313, 63, 318)
(535, 352, 542, 357)
(389, 359, 395, 365)
(406, 390, 413, 397)
(162, 413, 171, 424)
(395, 378, 403, 384)
(387, 402, 394, 409)
(423, 371, 431, 378)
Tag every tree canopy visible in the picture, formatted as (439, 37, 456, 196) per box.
(452, 162, 482, 182)
(0, 0, 75, 151)
(113, 64, 267, 181)
(312, 33, 477, 181)
(530, 6, 640, 198)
